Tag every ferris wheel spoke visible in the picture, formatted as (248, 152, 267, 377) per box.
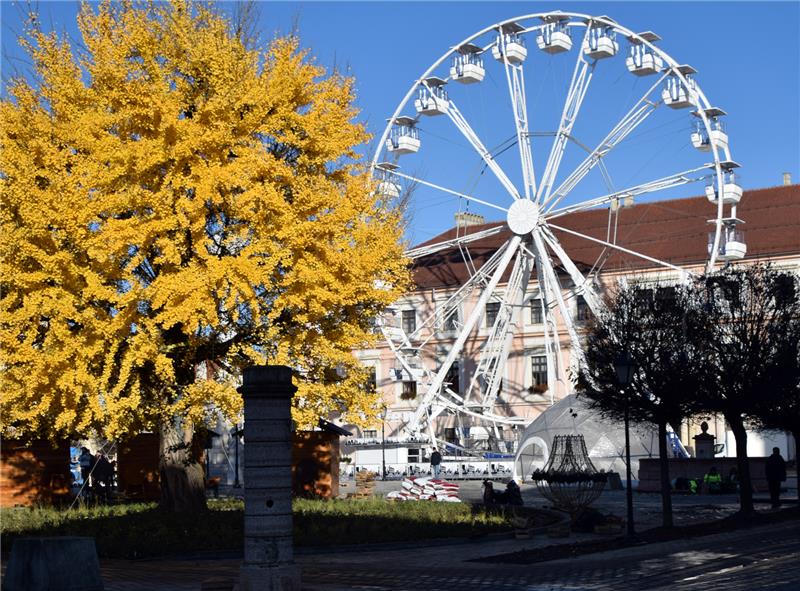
(407, 235, 523, 435)
(411, 239, 509, 349)
(499, 45, 537, 198)
(433, 397, 528, 425)
(404, 225, 504, 259)
(544, 164, 714, 220)
(524, 243, 562, 401)
(389, 169, 509, 214)
(546, 221, 694, 277)
(446, 99, 522, 201)
(531, 233, 586, 370)
(537, 25, 596, 204)
(539, 226, 603, 316)
(541, 71, 669, 214)
(467, 246, 532, 413)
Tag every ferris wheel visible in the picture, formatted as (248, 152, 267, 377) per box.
(371, 12, 743, 449)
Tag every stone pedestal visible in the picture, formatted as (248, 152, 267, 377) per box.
(238, 366, 301, 591)
(4, 537, 103, 591)
(693, 420, 716, 459)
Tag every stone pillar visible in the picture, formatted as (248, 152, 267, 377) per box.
(238, 366, 301, 591)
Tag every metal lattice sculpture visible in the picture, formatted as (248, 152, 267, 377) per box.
(532, 434, 606, 518)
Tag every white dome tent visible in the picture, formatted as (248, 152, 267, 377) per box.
(513, 394, 660, 482)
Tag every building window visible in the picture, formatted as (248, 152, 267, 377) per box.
(485, 301, 501, 327)
(531, 355, 548, 393)
(444, 361, 460, 394)
(530, 298, 544, 324)
(634, 288, 654, 309)
(365, 366, 377, 393)
(656, 286, 676, 304)
(407, 448, 421, 463)
(484, 377, 504, 401)
(363, 429, 377, 439)
(576, 295, 591, 322)
(437, 303, 458, 332)
(402, 309, 416, 334)
(401, 381, 417, 400)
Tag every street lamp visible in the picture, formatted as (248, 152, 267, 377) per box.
(380, 405, 388, 481)
(614, 352, 636, 538)
(231, 425, 243, 488)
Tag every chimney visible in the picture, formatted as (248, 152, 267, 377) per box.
(455, 212, 485, 228)
(783, 172, 792, 186)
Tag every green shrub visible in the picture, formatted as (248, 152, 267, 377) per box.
(1, 498, 511, 558)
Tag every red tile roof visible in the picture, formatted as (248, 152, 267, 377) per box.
(411, 184, 800, 289)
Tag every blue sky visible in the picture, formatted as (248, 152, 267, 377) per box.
(3, 1, 799, 245)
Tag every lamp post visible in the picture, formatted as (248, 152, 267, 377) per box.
(204, 429, 220, 481)
(380, 405, 388, 481)
(231, 425, 243, 488)
(614, 352, 636, 538)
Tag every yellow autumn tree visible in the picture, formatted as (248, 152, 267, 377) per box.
(1, 0, 407, 510)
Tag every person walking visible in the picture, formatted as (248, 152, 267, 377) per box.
(430, 448, 442, 479)
(765, 447, 787, 509)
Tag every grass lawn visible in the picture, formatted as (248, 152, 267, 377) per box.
(0, 498, 512, 559)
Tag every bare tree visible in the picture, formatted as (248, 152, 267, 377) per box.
(737, 270, 800, 503)
(575, 281, 701, 528)
(689, 265, 800, 515)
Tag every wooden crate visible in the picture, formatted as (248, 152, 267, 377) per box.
(353, 471, 377, 499)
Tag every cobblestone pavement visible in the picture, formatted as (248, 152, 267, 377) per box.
(299, 519, 800, 591)
(95, 515, 799, 591)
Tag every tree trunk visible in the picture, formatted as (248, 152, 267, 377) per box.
(794, 429, 800, 505)
(158, 418, 207, 513)
(657, 420, 674, 528)
(729, 418, 754, 515)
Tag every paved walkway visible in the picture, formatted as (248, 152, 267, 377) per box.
(7, 480, 798, 590)
(98, 514, 799, 590)
(94, 481, 798, 591)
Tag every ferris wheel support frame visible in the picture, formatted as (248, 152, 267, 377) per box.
(372, 11, 738, 448)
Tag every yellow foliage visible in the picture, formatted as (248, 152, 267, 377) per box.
(1, 0, 409, 440)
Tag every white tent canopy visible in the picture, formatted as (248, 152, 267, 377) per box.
(514, 394, 661, 481)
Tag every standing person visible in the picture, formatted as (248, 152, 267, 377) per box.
(765, 447, 787, 509)
(78, 447, 94, 487)
(430, 448, 442, 479)
(93, 452, 114, 502)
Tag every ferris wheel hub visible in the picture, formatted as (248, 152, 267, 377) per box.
(507, 198, 540, 235)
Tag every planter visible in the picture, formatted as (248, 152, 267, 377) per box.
(4, 536, 103, 591)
